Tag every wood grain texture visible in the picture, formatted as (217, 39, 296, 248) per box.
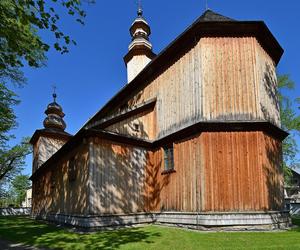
(104, 37, 280, 140)
(144, 131, 284, 212)
(89, 138, 148, 214)
(32, 136, 69, 173)
(106, 109, 157, 140)
(32, 143, 89, 216)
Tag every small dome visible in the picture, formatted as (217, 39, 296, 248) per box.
(43, 114, 66, 130)
(43, 93, 66, 131)
(47, 101, 62, 111)
(45, 102, 64, 117)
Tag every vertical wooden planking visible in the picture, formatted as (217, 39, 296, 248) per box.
(103, 36, 279, 142)
(199, 131, 283, 212)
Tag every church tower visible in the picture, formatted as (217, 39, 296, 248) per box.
(124, 6, 156, 83)
(30, 91, 72, 173)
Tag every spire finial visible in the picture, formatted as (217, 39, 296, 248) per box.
(137, 0, 143, 17)
(205, 0, 209, 10)
(52, 84, 57, 102)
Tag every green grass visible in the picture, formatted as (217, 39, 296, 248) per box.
(1, 216, 300, 250)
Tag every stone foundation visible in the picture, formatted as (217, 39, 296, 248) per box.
(33, 211, 290, 231)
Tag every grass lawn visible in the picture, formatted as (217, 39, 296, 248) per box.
(0, 216, 300, 250)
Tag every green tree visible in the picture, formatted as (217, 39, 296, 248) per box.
(0, 0, 94, 71)
(11, 174, 31, 206)
(0, 0, 94, 184)
(0, 138, 31, 181)
(0, 82, 31, 182)
(0, 83, 19, 145)
(278, 74, 300, 183)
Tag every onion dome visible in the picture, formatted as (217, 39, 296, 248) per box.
(43, 93, 66, 131)
(124, 6, 156, 83)
(128, 7, 153, 53)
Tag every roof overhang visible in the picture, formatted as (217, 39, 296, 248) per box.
(30, 129, 72, 145)
(30, 121, 288, 181)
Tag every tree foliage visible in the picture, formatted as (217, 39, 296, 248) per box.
(0, 82, 31, 182)
(0, 83, 19, 144)
(0, 0, 94, 184)
(277, 74, 300, 182)
(11, 174, 31, 206)
(0, 0, 94, 71)
(0, 137, 31, 182)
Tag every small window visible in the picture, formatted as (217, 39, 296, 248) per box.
(133, 123, 139, 132)
(68, 157, 76, 182)
(163, 145, 174, 172)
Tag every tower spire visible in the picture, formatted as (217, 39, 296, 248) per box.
(205, 0, 210, 10)
(43, 88, 66, 131)
(123, 3, 156, 83)
(137, 0, 143, 17)
(52, 84, 57, 102)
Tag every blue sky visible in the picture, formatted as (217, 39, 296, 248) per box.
(10, 0, 300, 176)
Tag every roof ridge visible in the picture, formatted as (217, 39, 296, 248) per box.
(197, 9, 236, 22)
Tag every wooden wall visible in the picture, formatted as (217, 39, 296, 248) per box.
(89, 138, 148, 214)
(105, 37, 280, 140)
(145, 131, 284, 212)
(33, 136, 68, 173)
(32, 130, 284, 216)
(32, 143, 90, 216)
(201, 131, 283, 211)
(106, 109, 157, 140)
(256, 41, 280, 126)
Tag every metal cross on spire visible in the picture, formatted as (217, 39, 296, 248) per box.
(52, 84, 57, 102)
(205, 0, 209, 10)
(137, 0, 143, 16)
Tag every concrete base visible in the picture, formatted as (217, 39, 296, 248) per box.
(33, 211, 290, 231)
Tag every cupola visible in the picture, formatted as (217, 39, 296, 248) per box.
(43, 92, 66, 131)
(124, 6, 156, 83)
(30, 90, 71, 173)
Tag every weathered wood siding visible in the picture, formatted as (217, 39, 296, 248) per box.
(145, 131, 284, 212)
(33, 136, 68, 173)
(144, 137, 203, 212)
(32, 143, 89, 216)
(106, 109, 157, 140)
(256, 41, 280, 125)
(105, 37, 279, 139)
(89, 138, 148, 214)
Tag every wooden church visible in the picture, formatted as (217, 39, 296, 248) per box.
(30, 9, 290, 229)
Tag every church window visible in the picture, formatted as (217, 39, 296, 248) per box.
(163, 145, 174, 172)
(133, 123, 140, 132)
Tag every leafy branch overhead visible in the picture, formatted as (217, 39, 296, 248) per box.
(0, 0, 94, 70)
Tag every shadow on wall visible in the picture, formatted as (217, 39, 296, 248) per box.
(90, 139, 170, 219)
(32, 143, 89, 217)
(264, 134, 284, 212)
(33, 94, 171, 224)
(88, 118, 171, 225)
(260, 63, 280, 125)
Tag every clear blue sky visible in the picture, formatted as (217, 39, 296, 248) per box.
(11, 0, 300, 176)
